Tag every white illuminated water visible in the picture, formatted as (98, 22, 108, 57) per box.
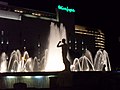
(0, 48, 111, 72)
(71, 49, 111, 71)
(0, 22, 68, 72)
(0, 52, 8, 72)
(0, 22, 111, 72)
(44, 22, 67, 71)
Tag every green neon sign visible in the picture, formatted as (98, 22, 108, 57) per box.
(58, 5, 75, 13)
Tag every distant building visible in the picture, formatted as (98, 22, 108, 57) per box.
(70, 25, 105, 57)
(0, 2, 56, 21)
(0, 2, 75, 56)
(0, 2, 105, 58)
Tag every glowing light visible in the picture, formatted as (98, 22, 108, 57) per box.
(47, 75, 56, 78)
(6, 76, 16, 78)
(19, 11, 23, 13)
(14, 10, 23, 13)
(58, 5, 75, 13)
(38, 43, 40, 47)
(75, 40, 77, 44)
(11, 70, 14, 72)
(82, 41, 84, 44)
(32, 13, 41, 16)
(34, 76, 43, 79)
(1, 41, 3, 44)
(22, 76, 32, 78)
(75, 47, 77, 50)
(69, 46, 71, 49)
(82, 47, 84, 50)
(37, 14, 41, 16)
(69, 40, 71, 43)
(6, 41, 9, 44)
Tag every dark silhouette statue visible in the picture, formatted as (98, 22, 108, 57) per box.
(13, 83, 27, 90)
(57, 38, 70, 71)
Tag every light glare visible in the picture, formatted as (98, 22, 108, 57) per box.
(6, 76, 16, 78)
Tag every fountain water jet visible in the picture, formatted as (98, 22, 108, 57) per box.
(44, 22, 67, 71)
(0, 52, 8, 72)
(94, 49, 111, 71)
(0, 49, 111, 72)
(5, 50, 39, 72)
(0, 22, 69, 72)
(71, 49, 111, 71)
(71, 56, 95, 71)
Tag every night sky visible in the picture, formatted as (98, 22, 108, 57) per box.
(0, 0, 120, 70)
(0, 0, 119, 29)
(1, 0, 119, 29)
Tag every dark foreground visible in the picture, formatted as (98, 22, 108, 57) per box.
(0, 71, 120, 90)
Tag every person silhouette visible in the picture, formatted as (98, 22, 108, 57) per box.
(57, 38, 70, 71)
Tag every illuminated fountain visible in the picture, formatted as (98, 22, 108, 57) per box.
(70, 49, 95, 71)
(0, 48, 111, 72)
(71, 49, 111, 71)
(0, 49, 44, 72)
(44, 22, 67, 71)
(0, 22, 111, 72)
(0, 52, 8, 72)
(0, 50, 38, 72)
(0, 22, 67, 72)
(94, 49, 111, 71)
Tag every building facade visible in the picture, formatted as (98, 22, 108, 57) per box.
(71, 25, 105, 57)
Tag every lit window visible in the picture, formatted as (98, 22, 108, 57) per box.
(82, 47, 84, 50)
(75, 47, 77, 50)
(38, 43, 40, 47)
(82, 41, 84, 44)
(6, 41, 9, 44)
(69, 47, 71, 49)
(75, 40, 77, 44)
(1, 41, 3, 44)
(69, 40, 71, 43)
